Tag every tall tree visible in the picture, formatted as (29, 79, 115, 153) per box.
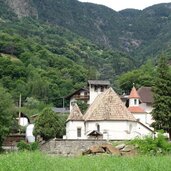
(152, 55, 171, 139)
(0, 85, 15, 149)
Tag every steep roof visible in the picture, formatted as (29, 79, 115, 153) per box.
(84, 88, 136, 121)
(128, 106, 146, 113)
(67, 103, 83, 122)
(138, 87, 154, 103)
(88, 80, 110, 86)
(129, 86, 140, 99)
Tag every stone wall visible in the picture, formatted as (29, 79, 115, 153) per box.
(41, 139, 107, 156)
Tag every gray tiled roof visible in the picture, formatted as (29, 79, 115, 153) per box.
(138, 87, 154, 103)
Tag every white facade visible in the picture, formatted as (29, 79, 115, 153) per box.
(66, 121, 86, 139)
(136, 122, 153, 137)
(26, 124, 35, 143)
(133, 113, 153, 126)
(65, 120, 153, 140)
(19, 117, 29, 127)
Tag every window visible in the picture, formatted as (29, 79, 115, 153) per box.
(94, 85, 98, 92)
(100, 86, 104, 92)
(97, 124, 100, 132)
(77, 128, 81, 137)
(134, 99, 137, 105)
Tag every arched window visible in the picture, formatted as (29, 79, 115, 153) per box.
(96, 124, 100, 132)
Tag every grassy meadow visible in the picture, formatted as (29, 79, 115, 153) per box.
(0, 152, 171, 171)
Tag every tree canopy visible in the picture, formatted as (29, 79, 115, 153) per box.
(152, 55, 171, 139)
(33, 108, 66, 140)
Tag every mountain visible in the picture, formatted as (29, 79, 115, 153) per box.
(1, 0, 171, 105)
(3, 0, 171, 60)
(2, 0, 171, 60)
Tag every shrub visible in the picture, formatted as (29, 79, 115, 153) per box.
(34, 108, 66, 140)
(17, 141, 39, 151)
(30, 142, 39, 151)
(130, 133, 171, 155)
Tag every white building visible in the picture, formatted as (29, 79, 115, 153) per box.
(128, 86, 154, 127)
(65, 88, 154, 140)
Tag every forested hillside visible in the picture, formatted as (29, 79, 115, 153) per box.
(0, 17, 134, 105)
(1, 0, 171, 107)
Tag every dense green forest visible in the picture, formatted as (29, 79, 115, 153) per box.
(0, 17, 134, 106)
(1, 0, 171, 110)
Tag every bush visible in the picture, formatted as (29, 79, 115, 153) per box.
(17, 141, 39, 151)
(130, 133, 171, 155)
(34, 108, 66, 140)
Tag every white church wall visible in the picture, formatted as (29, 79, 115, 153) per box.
(85, 121, 137, 140)
(134, 122, 154, 138)
(66, 121, 86, 139)
(133, 113, 154, 126)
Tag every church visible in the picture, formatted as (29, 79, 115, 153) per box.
(64, 81, 154, 140)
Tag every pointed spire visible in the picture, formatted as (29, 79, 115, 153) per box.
(67, 103, 84, 122)
(129, 86, 140, 99)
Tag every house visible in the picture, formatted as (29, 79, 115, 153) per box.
(65, 88, 89, 112)
(65, 87, 154, 140)
(66, 80, 110, 111)
(128, 86, 154, 127)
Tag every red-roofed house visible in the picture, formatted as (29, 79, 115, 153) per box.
(128, 86, 154, 128)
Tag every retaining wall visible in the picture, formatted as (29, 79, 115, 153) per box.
(41, 139, 107, 156)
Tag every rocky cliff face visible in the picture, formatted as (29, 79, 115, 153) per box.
(5, 0, 38, 18)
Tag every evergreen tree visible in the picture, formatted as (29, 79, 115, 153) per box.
(152, 55, 171, 139)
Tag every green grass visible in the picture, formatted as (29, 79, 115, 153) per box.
(0, 152, 171, 171)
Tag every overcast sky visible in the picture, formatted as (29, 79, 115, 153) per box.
(78, 0, 171, 11)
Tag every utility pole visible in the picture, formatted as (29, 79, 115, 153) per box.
(18, 94, 21, 134)
(62, 97, 65, 114)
